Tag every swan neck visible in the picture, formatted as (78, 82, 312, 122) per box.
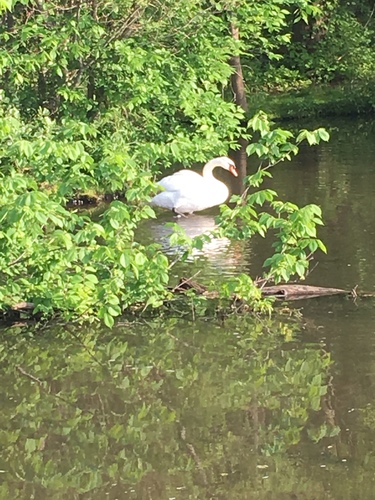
(202, 159, 220, 178)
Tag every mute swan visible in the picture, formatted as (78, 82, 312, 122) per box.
(150, 156, 238, 216)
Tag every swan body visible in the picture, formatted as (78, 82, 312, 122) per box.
(150, 156, 238, 215)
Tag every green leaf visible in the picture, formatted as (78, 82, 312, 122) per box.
(103, 312, 115, 328)
(18, 140, 34, 158)
(25, 438, 37, 453)
(120, 253, 130, 268)
(317, 240, 327, 253)
(317, 128, 330, 142)
(0, 0, 12, 11)
(134, 253, 147, 266)
(109, 218, 120, 230)
(86, 274, 98, 284)
(295, 261, 306, 278)
(107, 305, 121, 317)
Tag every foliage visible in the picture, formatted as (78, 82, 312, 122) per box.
(216, 0, 323, 92)
(289, 5, 375, 85)
(0, 0, 242, 323)
(0, 0, 331, 323)
(224, 0, 375, 114)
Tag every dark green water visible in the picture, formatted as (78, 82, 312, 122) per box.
(2, 117, 375, 499)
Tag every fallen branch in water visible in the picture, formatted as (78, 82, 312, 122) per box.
(173, 277, 350, 301)
(260, 283, 349, 300)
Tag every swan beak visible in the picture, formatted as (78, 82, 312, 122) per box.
(229, 164, 238, 177)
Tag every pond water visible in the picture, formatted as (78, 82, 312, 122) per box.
(1, 117, 375, 499)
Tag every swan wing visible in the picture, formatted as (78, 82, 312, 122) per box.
(158, 170, 203, 192)
(174, 179, 229, 213)
(150, 191, 180, 211)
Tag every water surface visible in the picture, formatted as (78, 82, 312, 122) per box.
(2, 117, 375, 499)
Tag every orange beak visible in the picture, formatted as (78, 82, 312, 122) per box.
(229, 164, 238, 177)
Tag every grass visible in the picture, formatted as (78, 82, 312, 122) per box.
(247, 83, 375, 121)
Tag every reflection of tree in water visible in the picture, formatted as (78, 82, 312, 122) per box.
(0, 316, 341, 499)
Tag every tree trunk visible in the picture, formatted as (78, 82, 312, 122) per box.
(229, 22, 248, 194)
(229, 23, 248, 112)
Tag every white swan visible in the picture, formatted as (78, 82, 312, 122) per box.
(150, 156, 238, 216)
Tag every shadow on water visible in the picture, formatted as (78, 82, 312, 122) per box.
(2, 117, 375, 498)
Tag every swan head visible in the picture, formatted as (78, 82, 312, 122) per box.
(226, 157, 238, 177)
(208, 156, 238, 177)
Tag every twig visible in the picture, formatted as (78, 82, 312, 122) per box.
(17, 365, 42, 384)
(9, 251, 28, 267)
(364, 2, 375, 29)
(171, 271, 202, 292)
(16, 365, 95, 415)
(64, 324, 107, 369)
(304, 259, 319, 278)
(180, 426, 208, 485)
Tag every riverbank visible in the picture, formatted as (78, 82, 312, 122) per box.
(248, 83, 375, 121)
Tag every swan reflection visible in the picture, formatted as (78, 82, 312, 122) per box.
(146, 213, 248, 275)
